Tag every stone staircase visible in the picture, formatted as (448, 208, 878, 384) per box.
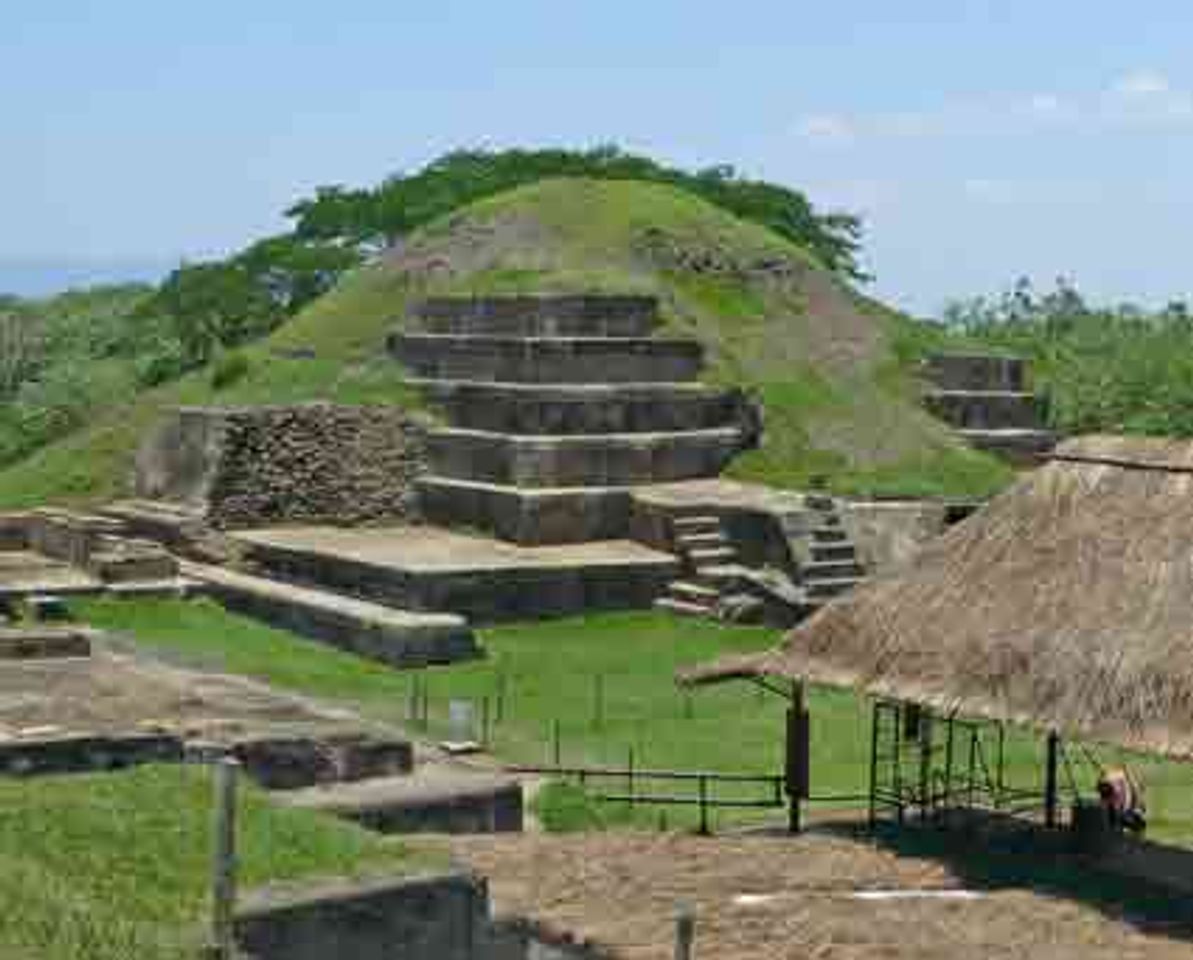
(654, 494, 864, 620)
(922, 353, 1056, 464)
(391, 295, 750, 546)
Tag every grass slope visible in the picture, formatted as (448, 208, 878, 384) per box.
(78, 598, 1193, 843)
(0, 179, 1009, 507)
(0, 764, 424, 960)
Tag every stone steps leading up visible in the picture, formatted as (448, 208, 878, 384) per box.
(802, 559, 863, 579)
(390, 333, 703, 384)
(416, 476, 633, 545)
(652, 596, 714, 618)
(409, 379, 743, 434)
(182, 562, 479, 667)
(411, 294, 658, 338)
(810, 541, 858, 563)
(426, 426, 743, 487)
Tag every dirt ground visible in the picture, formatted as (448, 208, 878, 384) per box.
(452, 830, 1193, 959)
(0, 638, 360, 743)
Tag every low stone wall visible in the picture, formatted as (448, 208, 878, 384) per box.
(234, 872, 489, 960)
(0, 514, 29, 551)
(0, 733, 183, 777)
(136, 404, 429, 529)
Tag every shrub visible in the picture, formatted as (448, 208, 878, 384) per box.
(209, 350, 251, 390)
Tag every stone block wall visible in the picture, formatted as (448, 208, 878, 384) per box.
(234, 873, 489, 960)
(136, 404, 429, 529)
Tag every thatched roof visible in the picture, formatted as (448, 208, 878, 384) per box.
(684, 436, 1193, 760)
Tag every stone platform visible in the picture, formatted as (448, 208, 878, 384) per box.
(183, 562, 479, 668)
(229, 524, 679, 622)
(279, 767, 523, 834)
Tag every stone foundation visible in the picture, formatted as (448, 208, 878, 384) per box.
(235, 873, 490, 960)
(135, 404, 429, 528)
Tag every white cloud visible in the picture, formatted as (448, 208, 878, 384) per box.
(1113, 70, 1171, 97)
(1105, 69, 1193, 124)
(795, 72, 1193, 146)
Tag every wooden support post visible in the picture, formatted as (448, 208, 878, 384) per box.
(996, 722, 1007, 807)
(674, 902, 695, 960)
(868, 700, 881, 828)
(1045, 730, 1060, 829)
(208, 758, 239, 960)
(785, 680, 809, 834)
(918, 708, 933, 819)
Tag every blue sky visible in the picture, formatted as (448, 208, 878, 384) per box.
(4, 0, 1192, 314)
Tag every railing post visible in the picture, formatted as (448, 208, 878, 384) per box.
(1045, 730, 1060, 829)
(628, 746, 635, 811)
(785, 680, 808, 833)
(698, 775, 709, 835)
(208, 757, 239, 960)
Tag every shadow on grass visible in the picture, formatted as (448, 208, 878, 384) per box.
(817, 811, 1193, 944)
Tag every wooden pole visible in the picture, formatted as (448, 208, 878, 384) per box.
(1045, 730, 1060, 829)
(785, 680, 808, 834)
(868, 700, 881, 828)
(674, 902, 695, 960)
(209, 758, 239, 960)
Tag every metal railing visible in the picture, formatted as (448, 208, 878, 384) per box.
(508, 763, 785, 834)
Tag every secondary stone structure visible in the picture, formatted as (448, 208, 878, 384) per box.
(921, 352, 1056, 464)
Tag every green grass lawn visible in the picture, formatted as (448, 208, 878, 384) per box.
(75, 597, 1193, 842)
(0, 764, 427, 960)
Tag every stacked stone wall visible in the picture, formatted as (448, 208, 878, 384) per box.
(137, 404, 428, 529)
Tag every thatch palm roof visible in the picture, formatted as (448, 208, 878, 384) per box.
(685, 436, 1193, 760)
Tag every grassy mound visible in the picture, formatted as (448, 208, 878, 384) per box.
(0, 178, 1010, 507)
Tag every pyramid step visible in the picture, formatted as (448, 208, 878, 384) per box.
(426, 427, 742, 487)
(668, 581, 720, 603)
(689, 546, 737, 566)
(694, 564, 752, 593)
(803, 560, 863, 579)
(411, 294, 658, 338)
(390, 333, 703, 384)
(673, 514, 721, 530)
(654, 597, 714, 618)
(959, 428, 1056, 463)
(810, 542, 857, 562)
(804, 494, 837, 512)
(805, 577, 862, 599)
(924, 390, 1044, 431)
(922, 354, 1027, 392)
(811, 526, 850, 543)
(416, 476, 632, 545)
(410, 379, 743, 434)
(676, 531, 727, 549)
